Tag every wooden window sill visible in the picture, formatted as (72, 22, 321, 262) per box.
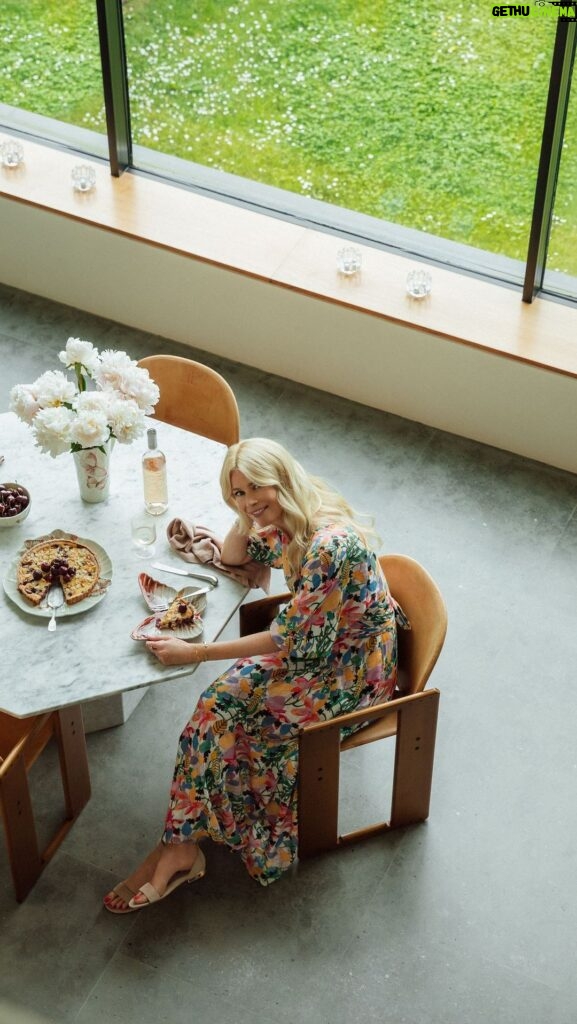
(1, 139, 576, 378)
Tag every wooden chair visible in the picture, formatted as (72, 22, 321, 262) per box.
(137, 354, 240, 447)
(0, 705, 91, 901)
(239, 554, 447, 858)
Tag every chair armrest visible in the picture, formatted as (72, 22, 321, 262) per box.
(238, 592, 291, 636)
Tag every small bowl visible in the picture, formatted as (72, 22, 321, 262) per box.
(0, 482, 31, 526)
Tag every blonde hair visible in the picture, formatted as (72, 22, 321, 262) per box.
(220, 438, 377, 571)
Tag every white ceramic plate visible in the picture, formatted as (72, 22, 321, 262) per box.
(3, 530, 112, 618)
(131, 612, 203, 642)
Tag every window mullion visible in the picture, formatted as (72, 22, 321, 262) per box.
(523, 19, 577, 303)
(95, 0, 132, 176)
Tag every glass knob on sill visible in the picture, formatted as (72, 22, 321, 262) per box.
(71, 164, 96, 192)
(1, 140, 24, 168)
(337, 246, 362, 276)
(406, 268, 432, 298)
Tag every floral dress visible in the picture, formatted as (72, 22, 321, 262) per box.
(161, 523, 408, 885)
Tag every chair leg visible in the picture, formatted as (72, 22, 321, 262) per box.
(390, 689, 439, 827)
(297, 721, 341, 859)
(298, 690, 440, 859)
(0, 705, 91, 902)
(0, 753, 43, 903)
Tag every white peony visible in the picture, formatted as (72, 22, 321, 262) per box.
(58, 337, 100, 374)
(122, 368, 160, 414)
(12, 340, 159, 457)
(9, 384, 41, 424)
(107, 397, 147, 444)
(32, 406, 75, 458)
(32, 370, 77, 408)
(74, 390, 112, 416)
(94, 349, 133, 393)
(69, 408, 110, 450)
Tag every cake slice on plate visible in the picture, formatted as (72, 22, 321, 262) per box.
(158, 596, 201, 631)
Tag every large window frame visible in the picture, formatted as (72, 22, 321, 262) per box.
(2, 0, 576, 305)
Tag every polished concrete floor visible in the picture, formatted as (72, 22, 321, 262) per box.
(1, 282, 577, 1024)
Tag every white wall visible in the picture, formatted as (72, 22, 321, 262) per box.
(1, 196, 576, 474)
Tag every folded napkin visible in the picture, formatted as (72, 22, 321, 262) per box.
(167, 518, 271, 592)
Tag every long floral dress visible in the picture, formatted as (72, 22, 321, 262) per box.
(161, 523, 408, 885)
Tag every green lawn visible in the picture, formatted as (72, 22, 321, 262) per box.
(1, 0, 575, 274)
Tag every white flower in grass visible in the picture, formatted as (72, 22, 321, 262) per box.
(58, 337, 100, 375)
(107, 397, 147, 444)
(32, 370, 77, 408)
(32, 406, 75, 458)
(69, 408, 110, 450)
(9, 384, 41, 424)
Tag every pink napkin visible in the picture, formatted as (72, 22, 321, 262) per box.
(167, 518, 271, 592)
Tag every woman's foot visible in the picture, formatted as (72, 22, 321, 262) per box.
(129, 842, 203, 908)
(103, 843, 163, 914)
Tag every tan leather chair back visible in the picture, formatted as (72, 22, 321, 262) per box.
(138, 354, 240, 447)
(380, 554, 447, 697)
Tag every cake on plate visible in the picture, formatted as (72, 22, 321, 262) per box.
(17, 538, 100, 606)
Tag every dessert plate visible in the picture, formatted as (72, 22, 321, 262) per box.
(3, 529, 112, 619)
(138, 573, 208, 614)
(131, 613, 203, 642)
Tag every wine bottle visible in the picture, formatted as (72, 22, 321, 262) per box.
(142, 427, 168, 515)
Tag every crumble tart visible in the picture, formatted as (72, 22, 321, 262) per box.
(17, 539, 100, 606)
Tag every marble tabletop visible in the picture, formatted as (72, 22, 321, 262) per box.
(0, 412, 248, 718)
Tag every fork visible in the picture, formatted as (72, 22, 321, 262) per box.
(47, 584, 64, 631)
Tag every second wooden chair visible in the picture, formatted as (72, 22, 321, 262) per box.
(138, 354, 240, 447)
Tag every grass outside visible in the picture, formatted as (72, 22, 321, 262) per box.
(1, 0, 575, 274)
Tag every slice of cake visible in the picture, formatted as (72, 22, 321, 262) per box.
(158, 596, 200, 630)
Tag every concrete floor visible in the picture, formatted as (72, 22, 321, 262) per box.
(1, 283, 577, 1024)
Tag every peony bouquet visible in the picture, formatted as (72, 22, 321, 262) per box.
(9, 337, 160, 457)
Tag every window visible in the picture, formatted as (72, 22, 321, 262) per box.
(0, 0, 575, 304)
(122, 1, 556, 275)
(0, 0, 106, 148)
(544, 72, 577, 299)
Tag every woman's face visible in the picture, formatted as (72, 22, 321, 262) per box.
(230, 469, 285, 530)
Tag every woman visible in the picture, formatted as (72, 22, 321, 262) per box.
(104, 438, 407, 913)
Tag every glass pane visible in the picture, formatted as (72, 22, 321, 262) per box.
(543, 74, 577, 300)
(124, 0, 556, 265)
(0, 0, 105, 135)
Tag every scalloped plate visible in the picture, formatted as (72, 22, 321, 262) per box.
(138, 572, 208, 614)
(131, 612, 203, 642)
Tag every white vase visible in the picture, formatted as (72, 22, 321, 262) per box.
(73, 440, 114, 503)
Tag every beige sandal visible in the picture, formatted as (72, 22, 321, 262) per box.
(103, 880, 139, 915)
(128, 848, 206, 910)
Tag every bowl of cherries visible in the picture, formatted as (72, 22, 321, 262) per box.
(0, 482, 31, 526)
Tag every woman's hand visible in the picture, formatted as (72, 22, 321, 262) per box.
(146, 637, 204, 665)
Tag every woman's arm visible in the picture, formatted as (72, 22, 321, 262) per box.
(146, 629, 279, 666)
(220, 519, 253, 565)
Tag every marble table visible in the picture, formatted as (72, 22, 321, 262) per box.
(0, 412, 248, 730)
